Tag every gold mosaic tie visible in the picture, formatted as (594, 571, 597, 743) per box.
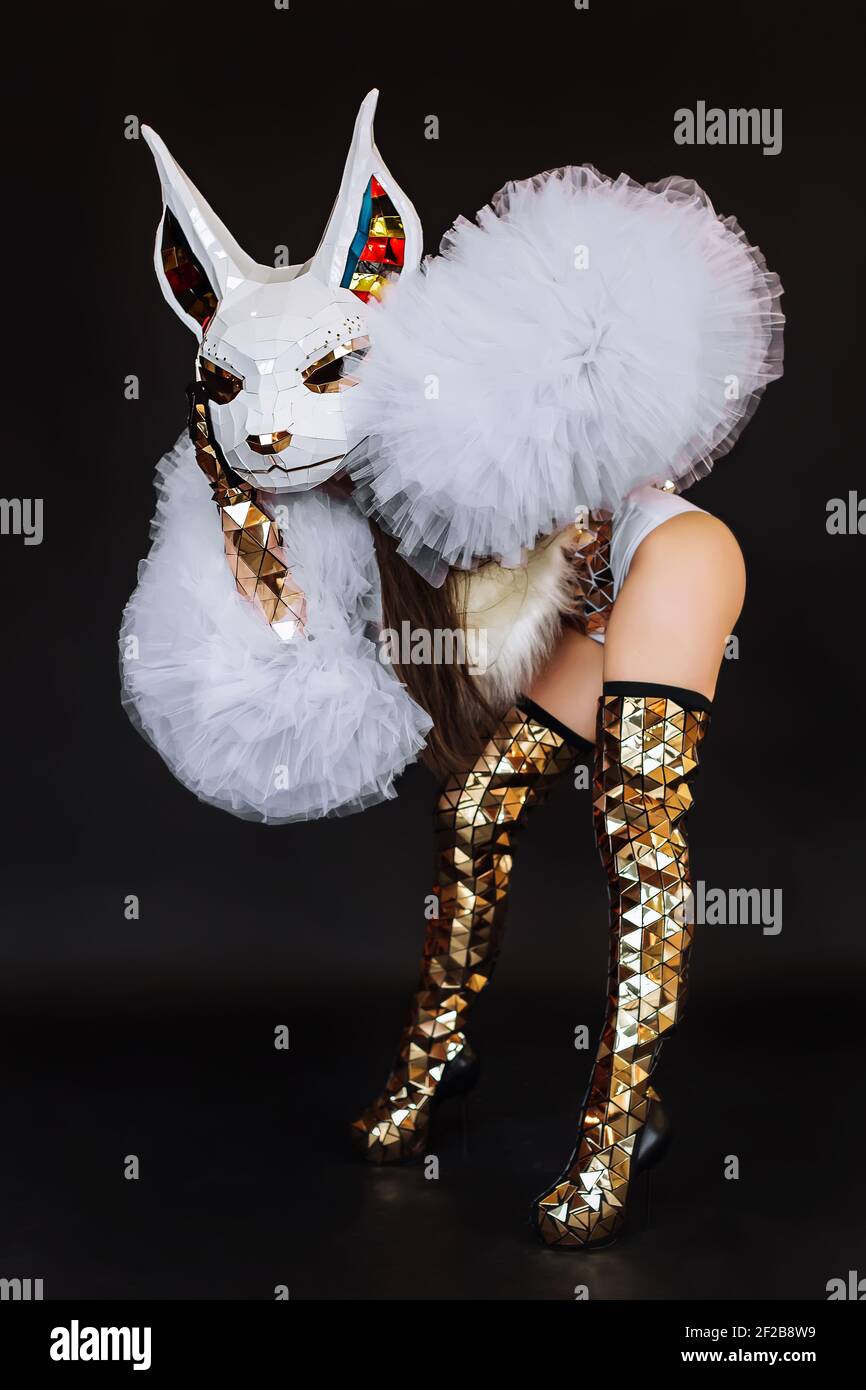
(188, 388, 307, 640)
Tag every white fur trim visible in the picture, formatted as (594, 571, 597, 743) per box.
(455, 529, 577, 707)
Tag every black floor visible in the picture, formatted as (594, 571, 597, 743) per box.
(0, 974, 855, 1301)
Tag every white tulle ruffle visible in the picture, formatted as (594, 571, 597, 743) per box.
(345, 164, 784, 580)
(120, 435, 431, 823)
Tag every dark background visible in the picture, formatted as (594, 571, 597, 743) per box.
(1, 0, 862, 1300)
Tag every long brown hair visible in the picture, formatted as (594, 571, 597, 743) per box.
(370, 521, 499, 779)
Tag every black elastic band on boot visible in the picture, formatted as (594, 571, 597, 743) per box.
(602, 680, 713, 715)
(516, 695, 596, 757)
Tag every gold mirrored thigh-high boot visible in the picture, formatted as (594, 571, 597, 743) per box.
(353, 703, 584, 1164)
(534, 683, 712, 1248)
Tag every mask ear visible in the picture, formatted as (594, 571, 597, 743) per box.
(309, 89, 423, 301)
(142, 125, 257, 339)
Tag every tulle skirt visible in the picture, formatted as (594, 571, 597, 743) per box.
(345, 164, 784, 580)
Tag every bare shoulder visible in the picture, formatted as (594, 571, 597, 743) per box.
(630, 507, 745, 598)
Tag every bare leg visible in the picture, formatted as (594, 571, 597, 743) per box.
(534, 511, 744, 1246)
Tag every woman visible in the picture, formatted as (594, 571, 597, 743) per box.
(352, 498, 746, 1249)
(343, 163, 783, 1249)
(122, 93, 783, 1251)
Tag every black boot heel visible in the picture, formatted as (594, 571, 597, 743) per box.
(633, 1099, 673, 1173)
(410, 1041, 480, 1164)
(437, 1040, 481, 1100)
(626, 1166, 653, 1235)
(588, 1102, 670, 1248)
(532, 1100, 672, 1250)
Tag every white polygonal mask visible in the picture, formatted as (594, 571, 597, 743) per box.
(143, 90, 422, 492)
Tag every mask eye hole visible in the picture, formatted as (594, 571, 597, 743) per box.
(302, 336, 370, 394)
(200, 356, 244, 404)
